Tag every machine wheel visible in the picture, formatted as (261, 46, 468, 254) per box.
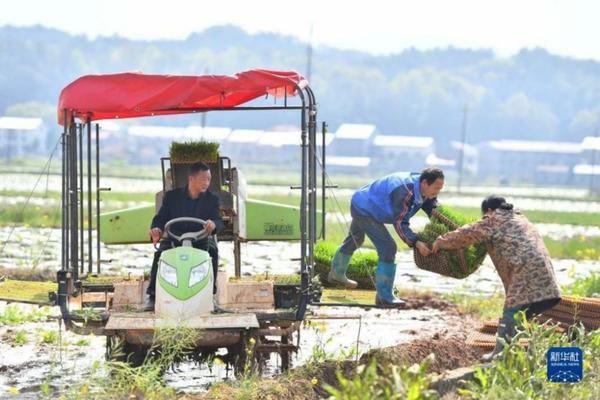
(280, 334, 291, 372)
(106, 335, 149, 367)
(228, 332, 260, 376)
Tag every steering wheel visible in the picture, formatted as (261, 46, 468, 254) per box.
(164, 217, 209, 244)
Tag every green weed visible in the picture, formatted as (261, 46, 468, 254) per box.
(323, 356, 438, 400)
(460, 317, 599, 399)
(62, 327, 201, 400)
(13, 330, 28, 345)
(39, 329, 58, 344)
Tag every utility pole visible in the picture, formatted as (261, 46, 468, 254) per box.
(201, 65, 209, 129)
(457, 103, 469, 193)
(306, 24, 314, 83)
(589, 125, 600, 197)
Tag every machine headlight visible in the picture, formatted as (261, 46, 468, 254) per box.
(160, 261, 178, 287)
(189, 260, 210, 287)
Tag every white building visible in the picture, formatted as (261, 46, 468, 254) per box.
(477, 139, 585, 185)
(329, 124, 376, 157)
(0, 116, 47, 157)
(371, 134, 434, 172)
(326, 156, 371, 174)
(256, 130, 301, 164)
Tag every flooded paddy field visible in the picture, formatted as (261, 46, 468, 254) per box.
(1, 175, 599, 397)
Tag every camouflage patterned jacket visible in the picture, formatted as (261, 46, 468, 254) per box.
(435, 209, 561, 309)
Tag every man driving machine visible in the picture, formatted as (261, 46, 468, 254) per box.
(146, 161, 223, 310)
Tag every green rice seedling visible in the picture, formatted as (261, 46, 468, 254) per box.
(169, 140, 220, 163)
(417, 205, 488, 278)
(314, 240, 377, 289)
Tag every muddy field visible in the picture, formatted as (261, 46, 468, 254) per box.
(0, 293, 482, 398)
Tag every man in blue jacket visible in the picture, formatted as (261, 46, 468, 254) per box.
(328, 168, 444, 307)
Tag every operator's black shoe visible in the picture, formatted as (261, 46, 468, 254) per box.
(143, 295, 155, 312)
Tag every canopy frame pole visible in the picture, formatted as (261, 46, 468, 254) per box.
(87, 121, 93, 274)
(78, 123, 84, 275)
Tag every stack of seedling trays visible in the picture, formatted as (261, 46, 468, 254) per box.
(414, 206, 487, 279)
(169, 140, 221, 188)
(466, 295, 600, 350)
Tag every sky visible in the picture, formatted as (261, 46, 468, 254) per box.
(1, 0, 599, 61)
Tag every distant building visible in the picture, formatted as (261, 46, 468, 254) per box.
(0, 116, 47, 158)
(128, 125, 189, 164)
(330, 124, 376, 157)
(371, 134, 434, 173)
(256, 130, 301, 164)
(327, 156, 371, 174)
(582, 136, 600, 164)
(191, 126, 232, 155)
(226, 129, 264, 163)
(477, 139, 585, 185)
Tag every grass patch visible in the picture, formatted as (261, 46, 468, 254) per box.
(228, 273, 303, 285)
(321, 288, 376, 304)
(452, 205, 600, 227)
(0, 266, 56, 282)
(563, 273, 600, 297)
(544, 237, 600, 260)
(0, 279, 55, 303)
(442, 292, 505, 320)
(0, 305, 50, 325)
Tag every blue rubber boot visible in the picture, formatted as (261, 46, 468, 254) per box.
(375, 261, 406, 308)
(327, 248, 358, 289)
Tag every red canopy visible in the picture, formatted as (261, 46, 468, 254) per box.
(58, 69, 307, 125)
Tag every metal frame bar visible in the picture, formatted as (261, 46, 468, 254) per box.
(78, 124, 84, 274)
(87, 122, 93, 274)
(95, 124, 101, 274)
(69, 121, 79, 282)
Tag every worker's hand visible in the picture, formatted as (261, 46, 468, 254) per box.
(149, 228, 163, 244)
(204, 219, 216, 234)
(415, 240, 432, 257)
(431, 240, 441, 254)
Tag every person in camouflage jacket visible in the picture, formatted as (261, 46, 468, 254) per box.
(432, 195, 561, 361)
